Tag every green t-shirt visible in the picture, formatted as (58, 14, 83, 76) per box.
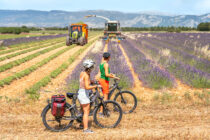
(100, 62, 110, 81)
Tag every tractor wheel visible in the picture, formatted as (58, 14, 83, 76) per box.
(78, 37, 85, 46)
(66, 36, 71, 46)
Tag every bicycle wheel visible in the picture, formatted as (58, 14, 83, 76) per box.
(42, 103, 74, 132)
(114, 91, 137, 114)
(93, 100, 122, 128)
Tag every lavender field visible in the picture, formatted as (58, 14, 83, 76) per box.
(65, 32, 209, 93)
(123, 32, 210, 89)
(1, 31, 209, 140)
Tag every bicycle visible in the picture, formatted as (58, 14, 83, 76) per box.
(107, 79, 138, 114)
(41, 83, 123, 132)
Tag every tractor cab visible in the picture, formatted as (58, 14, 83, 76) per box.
(105, 21, 120, 32)
(84, 15, 125, 42)
(70, 25, 82, 34)
(104, 21, 122, 40)
(66, 23, 88, 46)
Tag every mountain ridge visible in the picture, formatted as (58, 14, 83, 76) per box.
(0, 10, 209, 27)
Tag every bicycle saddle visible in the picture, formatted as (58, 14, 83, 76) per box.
(66, 93, 77, 99)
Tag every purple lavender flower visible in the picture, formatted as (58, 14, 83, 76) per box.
(121, 39, 175, 89)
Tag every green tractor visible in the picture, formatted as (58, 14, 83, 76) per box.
(85, 15, 125, 42)
(66, 23, 88, 46)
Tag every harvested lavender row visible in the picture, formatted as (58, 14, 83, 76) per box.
(127, 38, 210, 88)
(0, 34, 66, 46)
(108, 41, 134, 88)
(135, 33, 210, 59)
(65, 40, 105, 93)
(137, 37, 210, 73)
(121, 39, 175, 89)
(136, 33, 210, 50)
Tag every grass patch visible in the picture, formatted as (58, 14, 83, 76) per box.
(153, 93, 160, 101)
(193, 91, 210, 106)
(118, 74, 132, 90)
(184, 92, 192, 100)
(161, 92, 172, 104)
(67, 80, 79, 93)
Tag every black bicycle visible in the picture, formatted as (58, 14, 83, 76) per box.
(41, 83, 123, 132)
(107, 79, 137, 114)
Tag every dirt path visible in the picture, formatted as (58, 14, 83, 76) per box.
(118, 43, 156, 100)
(0, 45, 66, 80)
(0, 45, 82, 98)
(104, 42, 108, 52)
(39, 37, 100, 98)
(0, 42, 64, 65)
(0, 102, 208, 140)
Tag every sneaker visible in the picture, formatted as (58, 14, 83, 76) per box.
(83, 129, 94, 133)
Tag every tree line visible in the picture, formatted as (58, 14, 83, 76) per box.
(0, 22, 209, 34)
(197, 22, 210, 31)
(0, 26, 40, 34)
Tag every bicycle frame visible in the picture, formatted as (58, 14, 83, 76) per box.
(108, 80, 122, 99)
(65, 87, 106, 121)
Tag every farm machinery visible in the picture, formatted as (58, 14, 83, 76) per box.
(66, 23, 88, 46)
(85, 15, 125, 42)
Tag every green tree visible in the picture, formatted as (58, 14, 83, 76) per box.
(197, 22, 210, 31)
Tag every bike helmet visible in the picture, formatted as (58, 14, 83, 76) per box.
(83, 59, 95, 69)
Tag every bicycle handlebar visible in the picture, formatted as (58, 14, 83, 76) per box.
(92, 79, 120, 90)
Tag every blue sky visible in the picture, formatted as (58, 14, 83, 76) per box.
(0, 0, 210, 15)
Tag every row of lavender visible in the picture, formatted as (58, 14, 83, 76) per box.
(126, 34, 210, 88)
(0, 34, 66, 47)
(65, 40, 105, 93)
(137, 36, 210, 74)
(137, 33, 210, 60)
(121, 39, 175, 89)
(135, 33, 210, 51)
(108, 41, 133, 88)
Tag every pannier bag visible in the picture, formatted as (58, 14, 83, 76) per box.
(51, 95, 66, 117)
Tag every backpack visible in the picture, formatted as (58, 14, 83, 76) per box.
(51, 95, 66, 117)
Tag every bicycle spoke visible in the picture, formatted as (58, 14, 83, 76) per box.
(94, 101, 122, 128)
(115, 92, 136, 113)
(120, 95, 127, 104)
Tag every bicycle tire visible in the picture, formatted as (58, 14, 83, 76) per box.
(42, 103, 74, 132)
(93, 100, 123, 128)
(114, 91, 137, 114)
